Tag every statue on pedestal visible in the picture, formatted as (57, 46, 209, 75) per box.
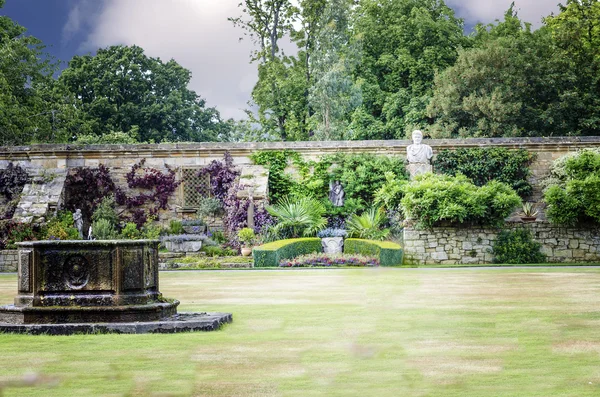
(329, 181, 344, 207)
(406, 130, 433, 179)
(73, 209, 84, 239)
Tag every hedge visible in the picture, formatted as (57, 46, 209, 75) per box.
(253, 238, 322, 267)
(343, 239, 403, 266)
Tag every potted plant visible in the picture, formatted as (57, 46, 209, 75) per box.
(317, 228, 347, 254)
(237, 227, 256, 256)
(520, 202, 538, 222)
(181, 219, 206, 234)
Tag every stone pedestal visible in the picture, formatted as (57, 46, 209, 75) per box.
(407, 163, 433, 179)
(0, 240, 232, 334)
(321, 237, 344, 254)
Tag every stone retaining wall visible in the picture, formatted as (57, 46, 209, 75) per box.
(0, 250, 18, 272)
(403, 222, 600, 265)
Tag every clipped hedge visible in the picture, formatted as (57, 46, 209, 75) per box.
(344, 239, 403, 266)
(253, 238, 322, 267)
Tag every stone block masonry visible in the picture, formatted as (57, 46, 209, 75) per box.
(0, 250, 18, 272)
(403, 222, 600, 265)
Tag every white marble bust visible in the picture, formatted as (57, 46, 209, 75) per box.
(406, 130, 433, 164)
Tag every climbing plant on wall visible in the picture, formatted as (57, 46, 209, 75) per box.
(433, 148, 534, 198)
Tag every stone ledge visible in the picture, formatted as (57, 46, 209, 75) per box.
(0, 312, 232, 335)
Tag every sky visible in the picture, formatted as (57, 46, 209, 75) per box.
(1, 0, 560, 120)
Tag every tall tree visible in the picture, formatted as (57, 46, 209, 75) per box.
(544, 0, 600, 135)
(0, 0, 74, 145)
(230, 0, 297, 140)
(59, 45, 229, 143)
(308, 0, 361, 140)
(350, 0, 468, 140)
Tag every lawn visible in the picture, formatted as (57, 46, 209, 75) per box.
(1, 267, 600, 396)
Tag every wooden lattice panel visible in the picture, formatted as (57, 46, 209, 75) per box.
(181, 168, 210, 208)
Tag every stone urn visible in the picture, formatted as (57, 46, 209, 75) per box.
(321, 237, 344, 254)
(164, 240, 202, 252)
(240, 246, 252, 257)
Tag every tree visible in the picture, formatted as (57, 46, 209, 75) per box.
(58, 45, 229, 143)
(230, 0, 298, 140)
(427, 5, 596, 138)
(544, 0, 600, 135)
(0, 1, 72, 145)
(350, 0, 468, 139)
(308, 0, 362, 140)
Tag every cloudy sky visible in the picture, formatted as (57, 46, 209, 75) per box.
(3, 0, 560, 120)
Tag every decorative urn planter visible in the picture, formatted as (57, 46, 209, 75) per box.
(240, 246, 252, 257)
(164, 240, 203, 252)
(321, 237, 344, 254)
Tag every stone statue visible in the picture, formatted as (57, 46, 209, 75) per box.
(406, 130, 433, 179)
(87, 226, 94, 240)
(73, 209, 84, 239)
(329, 181, 344, 207)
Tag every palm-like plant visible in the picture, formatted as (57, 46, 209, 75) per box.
(347, 207, 390, 241)
(266, 196, 327, 238)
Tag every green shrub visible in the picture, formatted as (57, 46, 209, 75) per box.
(253, 238, 322, 267)
(92, 219, 117, 240)
(202, 245, 238, 257)
(343, 238, 403, 266)
(169, 220, 184, 235)
(267, 197, 327, 238)
(544, 150, 600, 226)
(433, 148, 534, 198)
(492, 229, 546, 264)
(120, 222, 141, 240)
(91, 196, 119, 227)
(142, 218, 163, 239)
(237, 227, 256, 246)
(44, 212, 80, 240)
(346, 207, 390, 241)
(401, 173, 521, 228)
(280, 253, 379, 267)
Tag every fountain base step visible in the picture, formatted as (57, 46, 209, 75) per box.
(0, 312, 232, 335)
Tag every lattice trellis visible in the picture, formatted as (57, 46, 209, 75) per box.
(181, 168, 210, 208)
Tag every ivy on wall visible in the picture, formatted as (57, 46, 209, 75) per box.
(433, 148, 534, 198)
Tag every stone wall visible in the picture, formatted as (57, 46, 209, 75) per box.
(0, 250, 18, 272)
(403, 222, 600, 265)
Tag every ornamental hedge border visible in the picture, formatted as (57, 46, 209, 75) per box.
(343, 239, 403, 266)
(253, 238, 322, 267)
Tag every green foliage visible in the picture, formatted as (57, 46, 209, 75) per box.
(492, 228, 546, 264)
(210, 230, 227, 244)
(74, 130, 141, 145)
(346, 207, 390, 241)
(251, 150, 300, 203)
(44, 212, 79, 240)
(433, 148, 534, 197)
(544, 149, 600, 226)
(267, 196, 327, 238)
(169, 220, 184, 235)
(374, 172, 409, 210)
(237, 227, 256, 246)
(350, 0, 468, 139)
(91, 196, 119, 227)
(328, 153, 409, 215)
(401, 173, 521, 228)
(253, 237, 322, 267)
(196, 197, 224, 219)
(202, 245, 238, 257)
(279, 252, 378, 267)
(141, 223, 162, 240)
(343, 238, 403, 266)
(120, 222, 142, 240)
(59, 45, 230, 143)
(92, 219, 117, 240)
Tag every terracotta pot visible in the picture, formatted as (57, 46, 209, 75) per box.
(241, 246, 253, 257)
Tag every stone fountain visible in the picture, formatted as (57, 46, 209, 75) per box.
(0, 240, 232, 335)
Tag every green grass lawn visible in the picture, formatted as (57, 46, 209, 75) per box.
(2, 267, 600, 396)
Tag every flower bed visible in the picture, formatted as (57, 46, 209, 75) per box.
(279, 253, 378, 267)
